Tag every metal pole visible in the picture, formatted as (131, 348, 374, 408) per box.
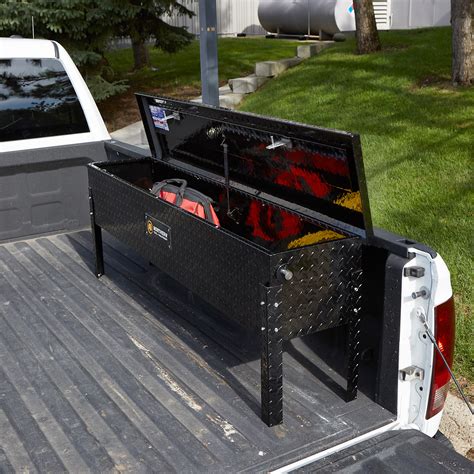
(307, 0, 310, 38)
(199, 0, 219, 107)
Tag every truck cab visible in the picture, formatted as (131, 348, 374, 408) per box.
(0, 38, 109, 242)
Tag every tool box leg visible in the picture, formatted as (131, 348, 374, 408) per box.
(346, 270, 363, 401)
(346, 306, 361, 401)
(261, 296, 284, 427)
(92, 222, 104, 278)
(89, 188, 104, 278)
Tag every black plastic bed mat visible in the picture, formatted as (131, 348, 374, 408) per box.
(0, 230, 393, 473)
(296, 429, 473, 473)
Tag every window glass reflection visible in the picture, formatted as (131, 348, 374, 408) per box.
(0, 58, 89, 142)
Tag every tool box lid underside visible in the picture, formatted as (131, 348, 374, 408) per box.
(136, 94, 373, 239)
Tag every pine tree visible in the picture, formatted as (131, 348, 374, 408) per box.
(117, 0, 194, 70)
(0, 0, 194, 99)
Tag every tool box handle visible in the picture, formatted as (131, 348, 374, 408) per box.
(151, 179, 188, 205)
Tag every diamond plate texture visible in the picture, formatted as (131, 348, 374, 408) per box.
(89, 159, 365, 427)
(88, 166, 270, 329)
(260, 285, 284, 426)
(271, 240, 363, 339)
(136, 94, 374, 239)
(88, 162, 363, 337)
(346, 269, 363, 400)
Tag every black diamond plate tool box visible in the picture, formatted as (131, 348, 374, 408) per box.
(87, 94, 374, 426)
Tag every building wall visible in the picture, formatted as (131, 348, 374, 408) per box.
(163, 0, 451, 37)
(391, 0, 451, 29)
(163, 0, 265, 37)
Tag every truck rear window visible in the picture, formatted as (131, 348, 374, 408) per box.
(0, 58, 89, 142)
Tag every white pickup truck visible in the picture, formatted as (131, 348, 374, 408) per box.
(0, 37, 471, 472)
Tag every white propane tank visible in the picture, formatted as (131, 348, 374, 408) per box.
(258, 0, 356, 36)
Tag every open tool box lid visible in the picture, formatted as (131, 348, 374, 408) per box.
(136, 94, 373, 239)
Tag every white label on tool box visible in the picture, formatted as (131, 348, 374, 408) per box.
(145, 214, 171, 248)
(149, 105, 169, 131)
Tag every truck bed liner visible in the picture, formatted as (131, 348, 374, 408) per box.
(0, 231, 393, 472)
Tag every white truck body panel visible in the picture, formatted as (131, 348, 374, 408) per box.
(0, 38, 110, 153)
(398, 250, 452, 436)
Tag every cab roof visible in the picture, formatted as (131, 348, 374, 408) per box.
(0, 37, 59, 59)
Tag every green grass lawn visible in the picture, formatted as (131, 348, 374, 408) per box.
(241, 28, 473, 381)
(106, 37, 300, 92)
(101, 37, 300, 130)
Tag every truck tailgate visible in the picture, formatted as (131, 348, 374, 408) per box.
(0, 231, 393, 472)
(293, 430, 473, 473)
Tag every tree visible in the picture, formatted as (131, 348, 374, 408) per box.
(451, 0, 473, 85)
(0, 0, 127, 100)
(353, 0, 381, 54)
(0, 1, 119, 69)
(117, 1, 194, 70)
(0, 0, 194, 97)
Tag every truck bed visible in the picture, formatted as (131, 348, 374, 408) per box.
(0, 230, 394, 472)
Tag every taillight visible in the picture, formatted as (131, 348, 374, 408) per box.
(426, 296, 455, 419)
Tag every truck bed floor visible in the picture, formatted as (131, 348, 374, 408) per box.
(0, 231, 394, 473)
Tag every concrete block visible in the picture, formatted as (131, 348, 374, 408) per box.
(297, 42, 333, 58)
(229, 74, 269, 93)
(255, 57, 303, 77)
(192, 85, 232, 105)
(219, 92, 245, 109)
(280, 57, 304, 68)
(219, 84, 232, 94)
(255, 60, 287, 77)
